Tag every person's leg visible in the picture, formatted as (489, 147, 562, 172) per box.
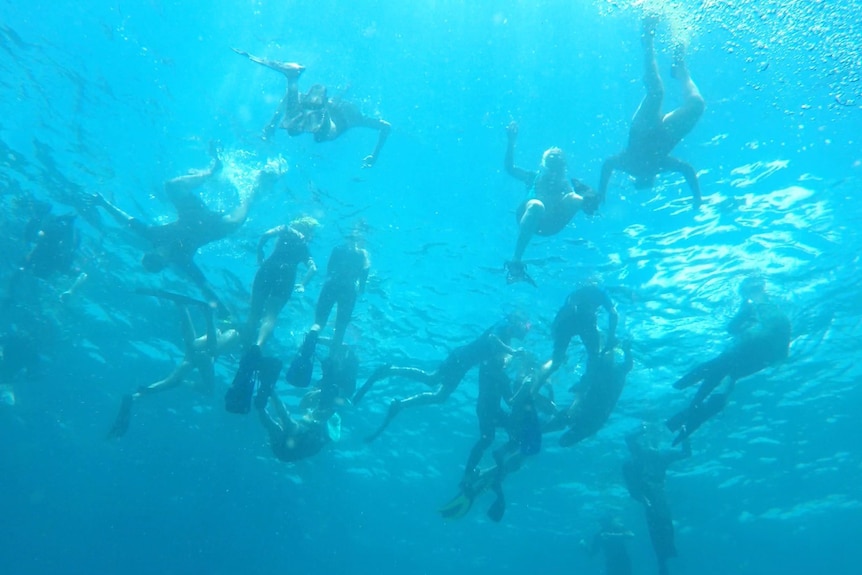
(365, 386, 451, 442)
(630, 17, 664, 135)
(512, 199, 545, 263)
(136, 360, 194, 396)
(223, 163, 283, 226)
(256, 294, 289, 348)
(661, 44, 705, 144)
(313, 282, 337, 332)
(464, 409, 497, 483)
(164, 144, 222, 216)
(331, 289, 357, 347)
(579, 322, 602, 359)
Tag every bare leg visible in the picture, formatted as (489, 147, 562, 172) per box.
(662, 44, 705, 142)
(630, 17, 664, 135)
(164, 146, 222, 215)
(512, 199, 544, 263)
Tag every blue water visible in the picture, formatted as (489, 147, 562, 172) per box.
(2, 1, 861, 574)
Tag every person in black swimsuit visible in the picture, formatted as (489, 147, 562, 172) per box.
(598, 17, 705, 208)
(666, 276, 791, 444)
(356, 313, 531, 442)
(233, 49, 391, 168)
(246, 216, 318, 349)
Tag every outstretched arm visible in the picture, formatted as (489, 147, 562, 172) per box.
(664, 156, 701, 206)
(362, 119, 391, 168)
(91, 194, 150, 238)
(298, 257, 318, 292)
(504, 122, 535, 184)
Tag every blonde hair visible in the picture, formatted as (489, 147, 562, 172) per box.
(290, 216, 320, 237)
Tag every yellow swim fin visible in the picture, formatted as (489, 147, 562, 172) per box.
(438, 491, 475, 520)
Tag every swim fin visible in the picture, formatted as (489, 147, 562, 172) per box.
(254, 356, 283, 409)
(438, 491, 476, 521)
(486, 493, 506, 523)
(286, 331, 318, 388)
(107, 394, 134, 439)
(225, 345, 261, 414)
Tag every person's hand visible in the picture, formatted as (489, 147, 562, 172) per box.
(362, 154, 377, 169)
(294, 283, 305, 294)
(506, 121, 519, 140)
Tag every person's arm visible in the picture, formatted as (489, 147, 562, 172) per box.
(488, 334, 524, 358)
(357, 250, 370, 293)
(362, 119, 391, 168)
(91, 194, 150, 237)
(598, 155, 623, 201)
(504, 122, 534, 183)
(297, 257, 317, 293)
(603, 296, 619, 351)
(664, 156, 701, 207)
(662, 438, 692, 468)
(727, 301, 756, 336)
(257, 226, 284, 265)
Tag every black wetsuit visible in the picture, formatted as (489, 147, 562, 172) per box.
(552, 286, 616, 362)
(592, 530, 632, 575)
(668, 300, 791, 438)
(23, 213, 79, 278)
(560, 346, 632, 447)
(251, 227, 310, 307)
(623, 436, 689, 575)
(314, 243, 369, 332)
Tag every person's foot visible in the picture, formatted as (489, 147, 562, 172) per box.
(272, 61, 305, 79)
(504, 261, 537, 287)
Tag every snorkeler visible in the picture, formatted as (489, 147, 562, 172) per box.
(356, 313, 530, 443)
(666, 276, 791, 444)
(544, 340, 632, 447)
(530, 283, 619, 393)
(284, 234, 370, 388)
(587, 517, 635, 575)
(245, 216, 318, 349)
(598, 17, 705, 207)
(254, 350, 346, 463)
(623, 424, 691, 575)
(439, 381, 541, 522)
(90, 142, 280, 317)
(108, 290, 241, 438)
(503, 121, 599, 285)
(233, 49, 391, 168)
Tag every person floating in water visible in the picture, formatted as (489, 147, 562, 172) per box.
(502, 121, 599, 285)
(530, 283, 619, 394)
(245, 216, 319, 349)
(544, 340, 632, 447)
(587, 517, 635, 575)
(284, 232, 370, 388)
(233, 49, 391, 168)
(90, 143, 280, 316)
(666, 276, 791, 445)
(108, 290, 241, 438)
(598, 17, 705, 208)
(253, 346, 352, 462)
(438, 380, 541, 523)
(356, 313, 530, 443)
(623, 423, 691, 575)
